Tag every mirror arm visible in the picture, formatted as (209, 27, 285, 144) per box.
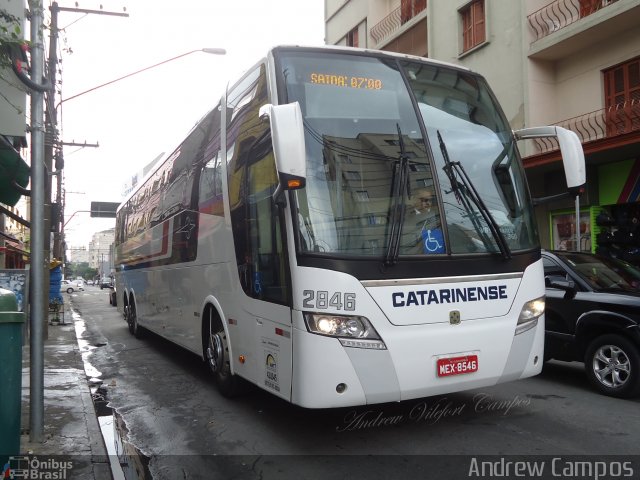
(532, 191, 575, 206)
(272, 184, 286, 208)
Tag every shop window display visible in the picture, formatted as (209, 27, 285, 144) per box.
(551, 210, 591, 252)
(595, 203, 640, 267)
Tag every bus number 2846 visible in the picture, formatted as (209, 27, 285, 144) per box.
(302, 290, 356, 311)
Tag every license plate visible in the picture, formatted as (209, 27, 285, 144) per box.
(437, 355, 478, 377)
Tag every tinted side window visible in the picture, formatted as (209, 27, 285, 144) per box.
(225, 64, 288, 304)
(197, 104, 223, 215)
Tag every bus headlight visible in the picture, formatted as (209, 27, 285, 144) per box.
(303, 313, 387, 350)
(515, 296, 545, 336)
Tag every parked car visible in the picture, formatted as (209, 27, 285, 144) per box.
(542, 250, 640, 398)
(100, 278, 114, 289)
(62, 279, 84, 294)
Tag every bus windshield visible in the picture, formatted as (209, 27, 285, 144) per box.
(277, 50, 538, 257)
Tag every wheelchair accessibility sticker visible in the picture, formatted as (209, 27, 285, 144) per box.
(421, 228, 444, 254)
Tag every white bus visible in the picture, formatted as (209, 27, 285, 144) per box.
(114, 46, 585, 408)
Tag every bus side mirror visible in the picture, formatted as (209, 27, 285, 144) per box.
(514, 126, 586, 195)
(259, 102, 306, 204)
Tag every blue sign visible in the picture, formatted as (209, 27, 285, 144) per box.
(421, 228, 444, 254)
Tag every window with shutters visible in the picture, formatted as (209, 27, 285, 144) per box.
(346, 26, 358, 47)
(603, 57, 640, 137)
(460, 0, 485, 53)
(401, 0, 427, 25)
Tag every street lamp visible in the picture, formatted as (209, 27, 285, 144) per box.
(58, 47, 226, 105)
(54, 47, 226, 258)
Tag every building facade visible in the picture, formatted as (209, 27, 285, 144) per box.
(66, 229, 115, 275)
(325, 0, 640, 263)
(88, 228, 115, 275)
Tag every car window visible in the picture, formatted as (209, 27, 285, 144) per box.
(556, 252, 640, 292)
(543, 257, 567, 278)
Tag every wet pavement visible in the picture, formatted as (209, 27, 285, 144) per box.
(19, 300, 113, 480)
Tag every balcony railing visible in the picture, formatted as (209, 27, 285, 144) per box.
(527, 0, 620, 43)
(371, 0, 427, 45)
(530, 99, 640, 154)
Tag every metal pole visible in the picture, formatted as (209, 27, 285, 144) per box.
(575, 195, 581, 252)
(48, 3, 61, 261)
(29, 0, 46, 443)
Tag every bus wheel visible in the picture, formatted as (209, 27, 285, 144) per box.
(204, 308, 240, 397)
(127, 300, 145, 339)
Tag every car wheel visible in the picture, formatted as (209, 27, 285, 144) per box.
(127, 300, 145, 339)
(203, 307, 241, 397)
(585, 334, 640, 398)
(66, 287, 73, 294)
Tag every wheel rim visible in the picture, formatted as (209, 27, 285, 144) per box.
(592, 344, 631, 389)
(207, 331, 224, 373)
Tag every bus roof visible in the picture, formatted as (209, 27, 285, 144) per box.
(268, 44, 472, 73)
(117, 44, 475, 213)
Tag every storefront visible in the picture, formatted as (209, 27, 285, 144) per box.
(546, 157, 639, 265)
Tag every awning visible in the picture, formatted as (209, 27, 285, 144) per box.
(0, 233, 29, 258)
(0, 135, 30, 207)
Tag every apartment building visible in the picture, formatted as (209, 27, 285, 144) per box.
(325, 0, 640, 263)
(88, 228, 115, 275)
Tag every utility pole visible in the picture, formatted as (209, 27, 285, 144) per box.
(44, 8, 58, 335)
(46, 2, 128, 262)
(25, 0, 128, 444)
(29, 0, 46, 443)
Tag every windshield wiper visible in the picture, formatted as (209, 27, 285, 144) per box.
(384, 124, 412, 267)
(438, 130, 511, 260)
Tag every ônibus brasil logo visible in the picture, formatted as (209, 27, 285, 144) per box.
(2, 456, 73, 479)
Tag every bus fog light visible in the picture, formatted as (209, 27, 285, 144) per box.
(336, 383, 347, 393)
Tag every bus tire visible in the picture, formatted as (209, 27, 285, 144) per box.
(203, 307, 241, 397)
(127, 299, 145, 339)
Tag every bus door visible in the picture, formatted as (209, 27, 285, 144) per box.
(226, 64, 293, 400)
(238, 145, 292, 400)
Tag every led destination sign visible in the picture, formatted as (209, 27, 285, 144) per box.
(309, 73, 383, 90)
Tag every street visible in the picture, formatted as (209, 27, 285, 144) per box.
(68, 288, 640, 479)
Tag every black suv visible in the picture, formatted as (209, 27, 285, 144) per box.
(542, 250, 640, 398)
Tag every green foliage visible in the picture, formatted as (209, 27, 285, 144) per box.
(0, 8, 23, 70)
(65, 262, 99, 280)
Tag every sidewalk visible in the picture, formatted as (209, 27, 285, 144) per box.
(19, 300, 112, 479)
